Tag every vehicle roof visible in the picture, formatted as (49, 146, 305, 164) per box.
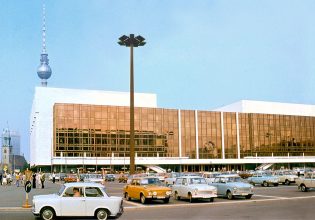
(216, 174, 240, 178)
(64, 182, 105, 187)
(177, 175, 203, 179)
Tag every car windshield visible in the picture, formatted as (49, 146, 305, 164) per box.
(226, 177, 242, 182)
(189, 178, 207, 184)
(58, 185, 66, 196)
(140, 178, 161, 185)
(283, 171, 294, 175)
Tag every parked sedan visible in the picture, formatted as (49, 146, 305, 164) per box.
(64, 174, 78, 183)
(123, 177, 172, 204)
(84, 174, 104, 184)
(172, 176, 217, 203)
(296, 172, 315, 192)
(247, 172, 279, 187)
(105, 174, 116, 182)
(209, 174, 254, 200)
(32, 182, 123, 220)
(273, 170, 298, 185)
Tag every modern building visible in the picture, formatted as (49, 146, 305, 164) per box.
(30, 87, 315, 172)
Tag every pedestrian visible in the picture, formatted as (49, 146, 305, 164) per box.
(41, 172, 46, 189)
(7, 173, 12, 185)
(0, 173, 2, 186)
(32, 172, 37, 188)
(15, 172, 20, 187)
(52, 172, 56, 183)
(37, 173, 41, 187)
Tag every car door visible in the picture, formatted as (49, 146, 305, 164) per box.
(60, 186, 86, 216)
(216, 177, 227, 195)
(85, 186, 105, 216)
(210, 178, 220, 195)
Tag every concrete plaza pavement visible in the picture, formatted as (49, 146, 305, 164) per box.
(0, 180, 61, 209)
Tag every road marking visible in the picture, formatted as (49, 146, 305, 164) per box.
(123, 200, 145, 207)
(254, 194, 287, 199)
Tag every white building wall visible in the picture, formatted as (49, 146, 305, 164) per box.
(214, 100, 315, 117)
(30, 87, 157, 166)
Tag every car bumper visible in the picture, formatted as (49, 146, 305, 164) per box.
(32, 207, 40, 216)
(192, 193, 217, 199)
(146, 195, 171, 199)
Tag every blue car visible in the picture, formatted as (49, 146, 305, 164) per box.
(209, 174, 254, 200)
(247, 171, 279, 187)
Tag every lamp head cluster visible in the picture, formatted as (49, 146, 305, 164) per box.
(118, 34, 146, 47)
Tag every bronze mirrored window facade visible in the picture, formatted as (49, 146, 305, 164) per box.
(53, 103, 315, 159)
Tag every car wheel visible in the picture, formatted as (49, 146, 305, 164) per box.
(263, 181, 269, 187)
(227, 191, 234, 200)
(188, 193, 194, 203)
(174, 191, 180, 200)
(40, 207, 55, 220)
(125, 193, 131, 201)
(285, 179, 290, 185)
(274, 183, 279, 187)
(164, 198, 170, 203)
(300, 184, 308, 192)
(245, 194, 252, 199)
(209, 197, 214, 202)
(140, 194, 147, 204)
(96, 209, 108, 220)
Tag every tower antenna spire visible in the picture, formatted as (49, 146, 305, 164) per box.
(42, 3, 47, 54)
(37, 2, 52, 87)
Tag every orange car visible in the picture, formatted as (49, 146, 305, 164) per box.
(123, 177, 172, 204)
(64, 174, 78, 183)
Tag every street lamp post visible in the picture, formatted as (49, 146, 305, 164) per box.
(118, 34, 146, 175)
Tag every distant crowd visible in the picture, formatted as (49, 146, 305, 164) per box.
(0, 170, 46, 188)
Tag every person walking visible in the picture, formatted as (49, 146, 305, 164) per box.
(40, 172, 46, 189)
(32, 172, 37, 188)
(0, 173, 2, 186)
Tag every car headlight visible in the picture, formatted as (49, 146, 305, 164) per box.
(153, 191, 157, 196)
(166, 191, 172, 196)
(250, 186, 254, 189)
(233, 187, 237, 190)
(148, 191, 152, 196)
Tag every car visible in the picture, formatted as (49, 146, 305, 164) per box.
(32, 182, 123, 220)
(165, 172, 182, 186)
(49, 173, 60, 181)
(105, 174, 116, 182)
(273, 170, 298, 185)
(172, 176, 217, 203)
(209, 174, 254, 200)
(247, 171, 279, 187)
(296, 172, 315, 192)
(84, 174, 104, 184)
(64, 174, 78, 183)
(201, 172, 221, 184)
(118, 174, 129, 183)
(123, 177, 172, 204)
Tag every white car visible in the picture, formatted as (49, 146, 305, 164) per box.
(172, 176, 217, 203)
(296, 172, 315, 192)
(273, 170, 298, 185)
(84, 174, 105, 184)
(32, 182, 123, 220)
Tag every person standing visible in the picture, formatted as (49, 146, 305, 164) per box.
(52, 172, 56, 183)
(40, 172, 46, 189)
(15, 172, 20, 187)
(32, 172, 37, 188)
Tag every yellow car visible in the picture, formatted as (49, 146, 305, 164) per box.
(123, 177, 172, 204)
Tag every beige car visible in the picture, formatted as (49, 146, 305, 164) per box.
(296, 172, 315, 192)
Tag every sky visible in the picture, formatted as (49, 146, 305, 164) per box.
(0, 0, 315, 161)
